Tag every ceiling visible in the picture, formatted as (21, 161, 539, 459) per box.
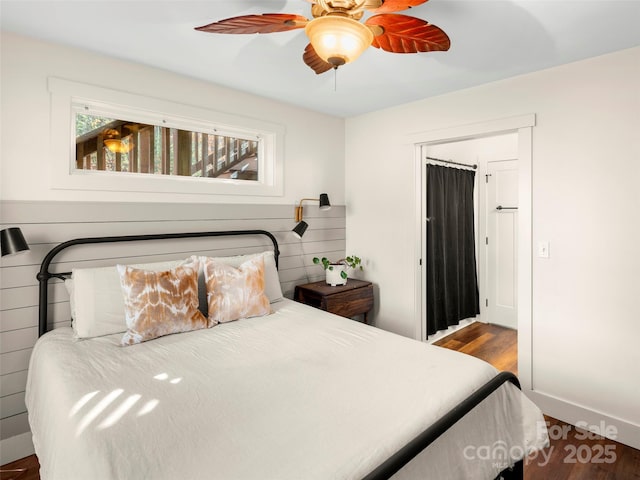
(2, 1, 639, 117)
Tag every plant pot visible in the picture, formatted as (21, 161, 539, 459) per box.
(325, 264, 347, 286)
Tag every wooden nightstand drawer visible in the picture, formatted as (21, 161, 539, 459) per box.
(322, 286, 373, 317)
(294, 279, 374, 324)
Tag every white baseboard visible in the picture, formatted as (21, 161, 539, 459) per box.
(525, 389, 640, 450)
(0, 433, 34, 466)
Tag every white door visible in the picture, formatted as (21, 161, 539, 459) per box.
(486, 159, 518, 329)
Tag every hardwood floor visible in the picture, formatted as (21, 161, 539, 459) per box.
(0, 455, 39, 480)
(434, 321, 640, 479)
(434, 321, 519, 375)
(3, 321, 638, 479)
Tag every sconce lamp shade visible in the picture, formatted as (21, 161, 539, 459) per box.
(319, 193, 331, 210)
(292, 193, 330, 238)
(292, 221, 309, 239)
(1, 227, 30, 257)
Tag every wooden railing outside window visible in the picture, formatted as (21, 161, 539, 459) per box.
(75, 115, 259, 180)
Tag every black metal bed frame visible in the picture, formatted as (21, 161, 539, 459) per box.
(36, 229, 523, 480)
(364, 371, 524, 480)
(37, 229, 279, 338)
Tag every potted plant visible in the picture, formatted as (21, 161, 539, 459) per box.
(313, 255, 363, 286)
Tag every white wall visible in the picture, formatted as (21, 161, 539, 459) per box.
(346, 46, 640, 448)
(0, 32, 345, 205)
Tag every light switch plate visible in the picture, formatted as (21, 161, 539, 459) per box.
(538, 241, 550, 258)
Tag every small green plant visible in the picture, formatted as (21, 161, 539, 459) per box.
(313, 255, 363, 279)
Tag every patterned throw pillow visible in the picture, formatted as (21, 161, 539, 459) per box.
(67, 258, 192, 339)
(203, 255, 271, 324)
(117, 259, 210, 345)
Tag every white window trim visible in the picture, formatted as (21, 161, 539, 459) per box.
(49, 77, 285, 197)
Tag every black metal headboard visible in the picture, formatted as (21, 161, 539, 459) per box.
(37, 229, 280, 337)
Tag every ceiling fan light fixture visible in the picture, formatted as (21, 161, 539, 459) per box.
(305, 16, 373, 67)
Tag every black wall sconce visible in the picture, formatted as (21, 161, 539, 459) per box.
(1, 227, 30, 257)
(292, 193, 331, 239)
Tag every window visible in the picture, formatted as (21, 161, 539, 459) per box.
(75, 112, 260, 181)
(49, 78, 284, 197)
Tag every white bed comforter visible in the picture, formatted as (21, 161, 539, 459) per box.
(26, 299, 547, 480)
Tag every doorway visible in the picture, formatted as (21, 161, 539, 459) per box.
(412, 114, 534, 390)
(420, 132, 520, 341)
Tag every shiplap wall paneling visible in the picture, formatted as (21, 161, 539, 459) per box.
(0, 200, 345, 443)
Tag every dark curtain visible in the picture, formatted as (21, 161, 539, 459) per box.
(426, 164, 480, 336)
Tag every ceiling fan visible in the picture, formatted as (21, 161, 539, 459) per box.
(195, 0, 450, 74)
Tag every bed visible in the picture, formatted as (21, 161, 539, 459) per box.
(26, 230, 548, 480)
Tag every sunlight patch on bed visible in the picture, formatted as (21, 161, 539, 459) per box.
(137, 399, 159, 417)
(75, 389, 124, 436)
(69, 391, 99, 418)
(97, 394, 142, 429)
(154, 372, 182, 384)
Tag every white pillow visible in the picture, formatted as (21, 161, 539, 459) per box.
(199, 250, 283, 303)
(65, 251, 282, 339)
(66, 258, 190, 339)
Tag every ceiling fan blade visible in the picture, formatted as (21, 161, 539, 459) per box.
(195, 14, 308, 34)
(366, 14, 450, 53)
(303, 44, 334, 75)
(367, 0, 428, 14)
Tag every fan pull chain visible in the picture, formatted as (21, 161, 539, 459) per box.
(333, 66, 338, 92)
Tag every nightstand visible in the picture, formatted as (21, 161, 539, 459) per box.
(294, 279, 374, 324)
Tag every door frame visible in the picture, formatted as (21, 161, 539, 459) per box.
(410, 114, 535, 391)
